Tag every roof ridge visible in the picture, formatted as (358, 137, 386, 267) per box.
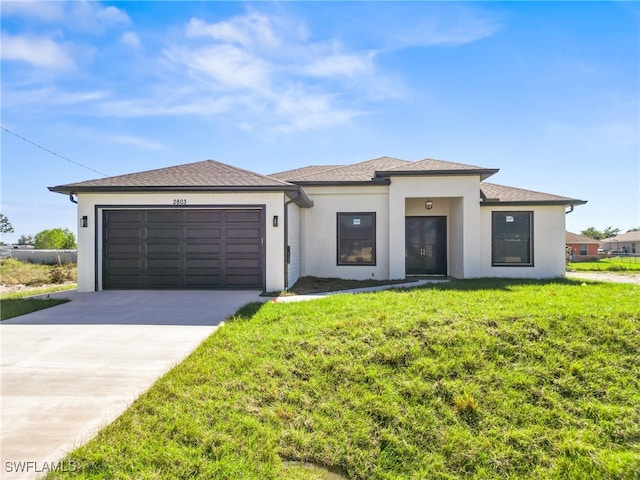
(202, 159, 296, 187)
(284, 164, 349, 181)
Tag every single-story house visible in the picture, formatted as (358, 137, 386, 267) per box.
(49, 156, 586, 292)
(600, 230, 640, 255)
(565, 231, 600, 261)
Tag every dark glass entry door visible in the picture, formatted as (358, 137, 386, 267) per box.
(405, 216, 447, 275)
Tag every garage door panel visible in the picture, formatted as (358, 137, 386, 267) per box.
(146, 258, 182, 269)
(186, 211, 221, 222)
(226, 210, 261, 221)
(104, 208, 264, 290)
(145, 275, 184, 286)
(226, 227, 260, 239)
(108, 243, 143, 255)
(107, 258, 143, 268)
(146, 228, 181, 239)
(109, 227, 142, 240)
(186, 244, 220, 255)
(187, 228, 220, 239)
(106, 211, 143, 222)
(226, 258, 261, 268)
(146, 244, 181, 255)
(107, 275, 141, 289)
(226, 243, 262, 254)
(147, 211, 181, 222)
(186, 257, 221, 267)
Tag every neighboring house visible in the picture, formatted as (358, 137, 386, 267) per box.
(600, 230, 640, 255)
(49, 157, 586, 292)
(565, 232, 600, 261)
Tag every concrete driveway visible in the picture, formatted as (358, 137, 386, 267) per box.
(1, 290, 265, 480)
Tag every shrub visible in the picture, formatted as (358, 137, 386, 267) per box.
(49, 263, 76, 283)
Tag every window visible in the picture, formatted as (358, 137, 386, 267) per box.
(337, 213, 376, 265)
(580, 244, 588, 256)
(492, 212, 533, 266)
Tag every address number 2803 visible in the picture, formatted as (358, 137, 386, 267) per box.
(173, 199, 187, 206)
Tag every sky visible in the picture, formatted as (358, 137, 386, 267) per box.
(1, 1, 638, 244)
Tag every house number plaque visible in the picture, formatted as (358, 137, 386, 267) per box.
(173, 199, 187, 206)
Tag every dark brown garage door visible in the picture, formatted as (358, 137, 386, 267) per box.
(103, 209, 264, 289)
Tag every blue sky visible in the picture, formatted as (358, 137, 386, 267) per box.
(1, 1, 638, 243)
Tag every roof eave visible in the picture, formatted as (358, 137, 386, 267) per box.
(290, 179, 391, 187)
(48, 185, 303, 194)
(48, 184, 315, 208)
(375, 169, 499, 181)
(286, 188, 314, 208)
(481, 199, 588, 206)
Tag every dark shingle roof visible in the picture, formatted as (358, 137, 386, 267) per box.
(601, 231, 640, 242)
(49, 157, 586, 208)
(51, 160, 292, 189)
(48, 160, 313, 207)
(269, 165, 344, 182)
(271, 156, 411, 183)
(566, 232, 600, 244)
(480, 182, 586, 205)
(376, 157, 499, 181)
(270, 156, 499, 183)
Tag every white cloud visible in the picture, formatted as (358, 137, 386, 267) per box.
(164, 44, 271, 92)
(155, 11, 377, 132)
(378, 6, 502, 49)
(109, 134, 166, 150)
(96, 95, 235, 117)
(302, 52, 375, 79)
(66, 1, 130, 33)
(9, 6, 500, 135)
(121, 32, 142, 50)
(1, 34, 74, 69)
(2, 0, 130, 33)
(185, 12, 278, 48)
(270, 89, 360, 134)
(0, 1, 66, 21)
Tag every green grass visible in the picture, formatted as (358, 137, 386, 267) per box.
(1, 258, 76, 319)
(0, 284, 78, 301)
(1, 297, 70, 320)
(567, 256, 640, 272)
(49, 279, 640, 479)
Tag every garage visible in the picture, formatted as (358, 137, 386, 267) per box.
(103, 208, 265, 290)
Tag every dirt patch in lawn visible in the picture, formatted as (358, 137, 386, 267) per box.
(566, 272, 640, 284)
(285, 276, 416, 295)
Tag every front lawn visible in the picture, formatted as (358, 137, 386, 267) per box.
(1, 297, 70, 321)
(567, 256, 640, 272)
(50, 279, 640, 479)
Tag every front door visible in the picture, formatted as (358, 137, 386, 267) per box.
(405, 216, 447, 275)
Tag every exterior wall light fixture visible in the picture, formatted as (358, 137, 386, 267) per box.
(425, 199, 433, 210)
(81, 216, 88, 228)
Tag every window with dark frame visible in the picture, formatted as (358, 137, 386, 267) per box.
(492, 211, 533, 266)
(580, 244, 588, 256)
(337, 213, 376, 265)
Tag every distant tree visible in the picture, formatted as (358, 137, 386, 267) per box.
(602, 226, 621, 239)
(627, 227, 640, 232)
(580, 227, 604, 240)
(18, 234, 34, 245)
(0, 214, 14, 234)
(34, 228, 77, 249)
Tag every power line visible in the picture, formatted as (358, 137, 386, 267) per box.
(1, 126, 108, 177)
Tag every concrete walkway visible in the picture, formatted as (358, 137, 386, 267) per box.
(1, 290, 264, 480)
